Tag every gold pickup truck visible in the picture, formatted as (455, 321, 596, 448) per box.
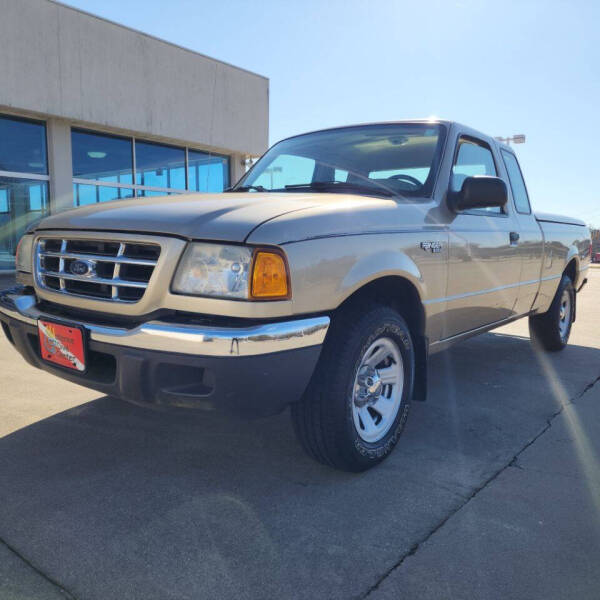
(0, 120, 591, 471)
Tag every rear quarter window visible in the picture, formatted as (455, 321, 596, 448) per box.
(501, 149, 531, 214)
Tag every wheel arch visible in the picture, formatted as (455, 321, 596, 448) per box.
(564, 257, 578, 286)
(335, 275, 425, 334)
(333, 274, 429, 402)
(563, 257, 578, 322)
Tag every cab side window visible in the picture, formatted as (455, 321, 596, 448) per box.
(501, 149, 531, 214)
(451, 138, 501, 214)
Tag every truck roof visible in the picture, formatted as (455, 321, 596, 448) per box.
(278, 120, 506, 150)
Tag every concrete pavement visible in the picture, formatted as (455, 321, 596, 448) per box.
(0, 271, 598, 600)
(370, 380, 600, 600)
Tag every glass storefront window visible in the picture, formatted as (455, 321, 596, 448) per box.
(188, 151, 230, 192)
(73, 184, 134, 207)
(72, 130, 133, 184)
(0, 177, 49, 269)
(135, 141, 186, 190)
(70, 128, 231, 211)
(0, 115, 48, 175)
(0, 119, 234, 271)
(0, 114, 49, 270)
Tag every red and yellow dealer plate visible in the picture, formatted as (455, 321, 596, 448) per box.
(38, 320, 86, 372)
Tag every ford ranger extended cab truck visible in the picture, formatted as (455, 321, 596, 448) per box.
(0, 120, 591, 471)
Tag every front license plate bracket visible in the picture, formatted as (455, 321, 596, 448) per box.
(38, 319, 86, 372)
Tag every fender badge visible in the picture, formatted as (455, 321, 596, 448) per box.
(420, 241, 442, 253)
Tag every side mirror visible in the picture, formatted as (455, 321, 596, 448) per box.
(449, 176, 508, 212)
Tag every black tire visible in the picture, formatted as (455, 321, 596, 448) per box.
(291, 305, 415, 472)
(529, 274, 575, 352)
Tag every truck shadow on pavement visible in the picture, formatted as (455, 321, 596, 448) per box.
(1, 332, 599, 600)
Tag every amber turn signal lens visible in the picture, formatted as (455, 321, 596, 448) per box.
(251, 251, 289, 299)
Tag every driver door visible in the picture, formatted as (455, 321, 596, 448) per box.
(443, 135, 521, 339)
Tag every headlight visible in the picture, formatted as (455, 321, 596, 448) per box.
(172, 243, 290, 300)
(15, 234, 34, 273)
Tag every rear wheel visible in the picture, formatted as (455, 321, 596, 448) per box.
(291, 305, 414, 472)
(529, 274, 575, 351)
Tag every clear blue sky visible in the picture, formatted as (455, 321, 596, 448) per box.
(67, 0, 600, 226)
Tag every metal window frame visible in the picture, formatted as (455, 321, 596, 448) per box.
(133, 136, 187, 194)
(72, 177, 181, 195)
(0, 171, 51, 213)
(0, 169, 51, 266)
(499, 148, 532, 216)
(71, 129, 231, 203)
(0, 170, 50, 182)
(71, 127, 134, 184)
(0, 113, 50, 177)
(187, 147, 231, 193)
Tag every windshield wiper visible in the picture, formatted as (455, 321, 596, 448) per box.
(227, 184, 268, 193)
(284, 181, 396, 197)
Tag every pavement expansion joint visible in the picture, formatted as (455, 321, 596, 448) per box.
(1, 534, 80, 599)
(359, 370, 600, 599)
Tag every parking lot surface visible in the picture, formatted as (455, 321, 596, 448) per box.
(1, 271, 599, 600)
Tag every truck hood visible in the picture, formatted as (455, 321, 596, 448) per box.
(36, 192, 323, 242)
(35, 191, 411, 243)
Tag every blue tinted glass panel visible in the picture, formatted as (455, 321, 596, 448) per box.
(135, 141, 186, 190)
(0, 115, 47, 175)
(452, 140, 497, 190)
(452, 139, 501, 214)
(73, 184, 96, 206)
(73, 184, 134, 207)
(98, 186, 134, 204)
(241, 124, 443, 196)
(72, 130, 133, 184)
(252, 154, 315, 190)
(334, 169, 348, 182)
(501, 149, 531, 214)
(188, 151, 230, 192)
(0, 177, 49, 269)
(28, 184, 45, 211)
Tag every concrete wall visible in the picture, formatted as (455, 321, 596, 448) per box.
(0, 0, 269, 157)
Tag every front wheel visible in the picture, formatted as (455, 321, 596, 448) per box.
(529, 274, 575, 352)
(291, 305, 415, 472)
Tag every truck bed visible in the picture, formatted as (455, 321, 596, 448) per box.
(535, 212, 587, 227)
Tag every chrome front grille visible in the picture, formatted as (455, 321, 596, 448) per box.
(35, 237, 161, 303)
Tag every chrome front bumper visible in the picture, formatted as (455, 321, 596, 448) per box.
(0, 290, 330, 357)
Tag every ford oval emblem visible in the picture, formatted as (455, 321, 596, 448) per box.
(70, 259, 96, 277)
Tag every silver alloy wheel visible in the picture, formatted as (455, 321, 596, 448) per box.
(352, 337, 404, 443)
(558, 288, 571, 340)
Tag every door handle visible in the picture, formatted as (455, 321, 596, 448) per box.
(509, 231, 520, 245)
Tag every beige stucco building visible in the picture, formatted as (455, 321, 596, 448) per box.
(0, 0, 269, 270)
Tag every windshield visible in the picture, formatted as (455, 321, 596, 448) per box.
(234, 123, 446, 198)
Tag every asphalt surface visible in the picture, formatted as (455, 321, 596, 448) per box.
(1, 270, 599, 600)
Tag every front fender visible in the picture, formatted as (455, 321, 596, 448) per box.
(339, 249, 424, 304)
(284, 233, 443, 322)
